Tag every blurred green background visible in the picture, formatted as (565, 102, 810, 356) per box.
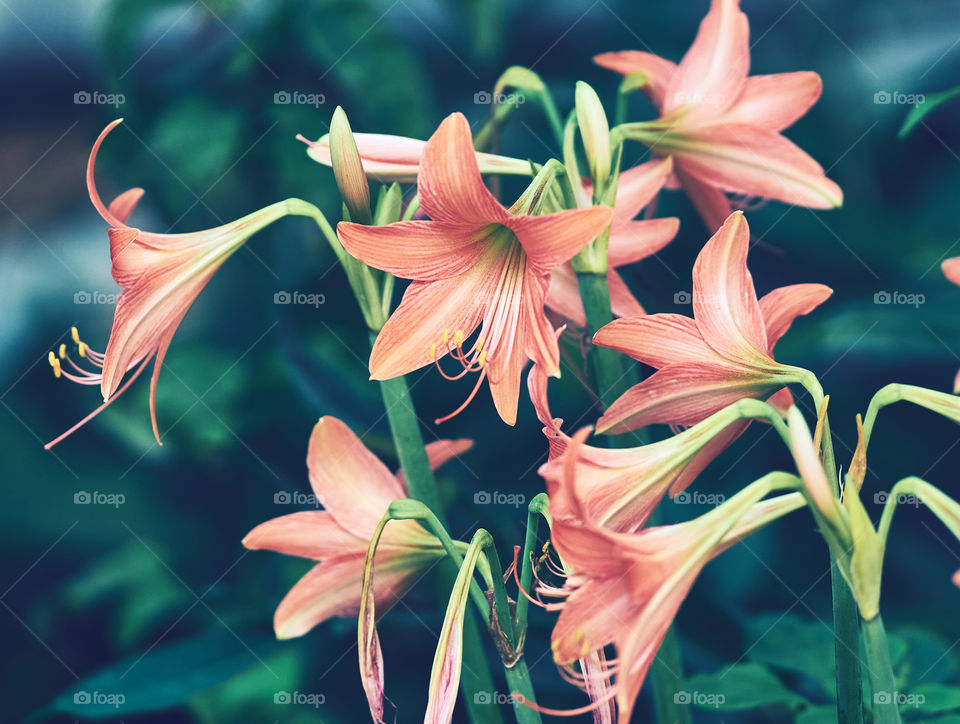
(3, 0, 960, 721)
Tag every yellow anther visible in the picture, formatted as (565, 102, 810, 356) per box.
(441, 328, 450, 346)
(71, 326, 80, 344)
(48, 351, 61, 378)
(580, 638, 591, 657)
(475, 335, 485, 353)
(58, 344, 66, 359)
(477, 350, 487, 367)
(78, 341, 88, 358)
(428, 343, 437, 360)
(452, 329, 464, 347)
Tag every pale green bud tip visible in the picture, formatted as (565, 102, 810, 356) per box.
(329, 106, 371, 223)
(575, 81, 611, 189)
(493, 65, 546, 98)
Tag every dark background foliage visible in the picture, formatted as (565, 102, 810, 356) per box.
(2, 0, 960, 721)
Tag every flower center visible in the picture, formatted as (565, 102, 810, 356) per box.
(49, 327, 107, 385)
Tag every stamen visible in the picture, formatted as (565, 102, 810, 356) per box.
(435, 368, 488, 424)
(71, 326, 80, 344)
(428, 343, 437, 360)
(48, 351, 61, 378)
(58, 344, 66, 359)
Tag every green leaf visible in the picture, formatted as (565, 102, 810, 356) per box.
(747, 613, 836, 696)
(911, 683, 960, 714)
(684, 662, 804, 711)
(898, 84, 960, 138)
(45, 628, 281, 719)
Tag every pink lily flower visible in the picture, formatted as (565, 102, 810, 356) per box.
(47, 120, 307, 448)
(243, 416, 471, 639)
(942, 257, 960, 392)
(545, 158, 679, 326)
(530, 430, 803, 721)
(296, 130, 532, 184)
(337, 113, 612, 426)
(595, 0, 842, 230)
(593, 211, 831, 433)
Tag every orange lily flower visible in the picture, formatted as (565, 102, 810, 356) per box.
(531, 430, 803, 720)
(595, 0, 842, 230)
(296, 130, 532, 184)
(337, 113, 612, 425)
(47, 119, 310, 448)
(943, 257, 960, 392)
(243, 416, 471, 639)
(546, 158, 679, 326)
(593, 211, 831, 433)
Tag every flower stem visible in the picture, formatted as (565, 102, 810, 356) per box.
(373, 343, 503, 724)
(574, 270, 689, 724)
(862, 615, 902, 724)
(805, 384, 864, 724)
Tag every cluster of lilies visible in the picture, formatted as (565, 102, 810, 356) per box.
(47, 1, 960, 723)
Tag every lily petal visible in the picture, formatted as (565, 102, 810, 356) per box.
(243, 511, 362, 560)
(943, 257, 960, 286)
(664, 0, 750, 120)
(674, 165, 733, 232)
(507, 206, 613, 275)
(759, 283, 833, 352)
(722, 72, 823, 132)
(594, 313, 718, 369)
(692, 211, 770, 364)
(108, 188, 145, 223)
(593, 50, 678, 108)
(418, 113, 507, 226)
(608, 217, 679, 267)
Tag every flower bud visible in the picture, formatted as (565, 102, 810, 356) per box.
(575, 81, 612, 193)
(329, 106, 372, 225)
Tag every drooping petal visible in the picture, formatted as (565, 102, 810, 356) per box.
(607, 217, 679, 268)
(242, 511, 363, 560)
(87, 119, 128, 228)
(523, 271, 560, 377)
(663, 0, 750, 120)
(596, 362, 780, 432)
(306, 417, 405, 537)
(109, 188, 145, 223)
(337, 220, 490, 281)
(759, 283, 833, 352)
(669, 123, 844, 208)
(273, 550, 431, 639)
(692, 211, 770, 364)
(487, 310, 527, 426)
(722, 72, 823, 132)
(506, 206, 613, 275)
(592, 50, 678, 108)
(550, 575, 637, 666)
(418, 113, 508, 226)
(593, 313, 718, 369)
(422, 439, 474, 475)
(368, 256, 497, 380)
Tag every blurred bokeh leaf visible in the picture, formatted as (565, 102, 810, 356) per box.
(685, 662, 804, 711)
(899, 85, 960, 139)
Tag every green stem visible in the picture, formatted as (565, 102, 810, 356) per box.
(372, 341, 503, 724)
(538, 89, 565, 149)
(862, 615, 902, 724)
(504, 662, 540, 724)
(804, 381, 864, 724)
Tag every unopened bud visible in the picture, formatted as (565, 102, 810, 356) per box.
(329, 106, 372, 225)
(575, 81, 611, 192)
